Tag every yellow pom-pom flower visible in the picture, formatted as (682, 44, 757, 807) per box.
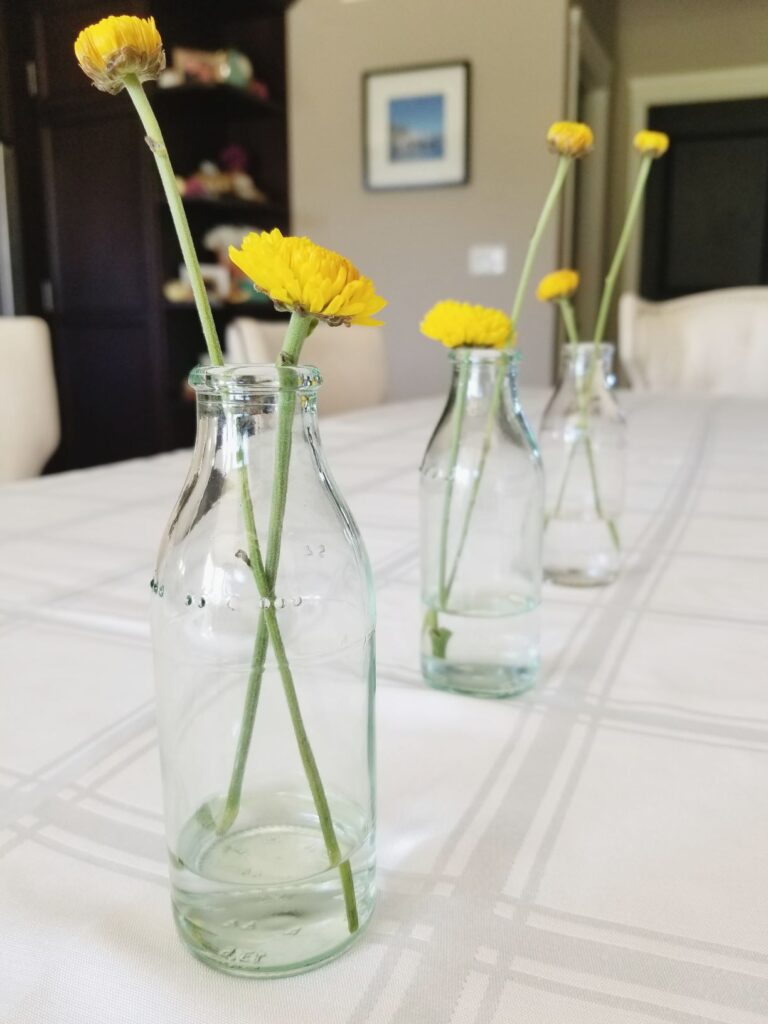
(536, 269, 580, 303)
(74, 15, 165, 95)
(547, 121, 594, 158)
(634, 130, 670, 158)
(420, 301, 514, 350)
(229, 229, 387, 327)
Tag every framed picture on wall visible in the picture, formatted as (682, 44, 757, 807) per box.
(363, 62, 470, 190)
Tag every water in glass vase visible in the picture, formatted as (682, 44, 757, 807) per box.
(422, 596, 540, 698)
(171, 792, 375, 977)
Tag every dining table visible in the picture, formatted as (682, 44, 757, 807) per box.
(1, 388, 767, 1024)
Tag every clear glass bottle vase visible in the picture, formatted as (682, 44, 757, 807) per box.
(151, 365, 376, 977)
(420, 349, 544, 698)
(540, 342, 626, 586)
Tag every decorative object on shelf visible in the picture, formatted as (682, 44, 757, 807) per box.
(161, 46, 255, 90)
(178, 145, 269, 204)
(417, 121, 592, 697)
(364, 62, 470, 190)
(537, 130, 669, 586)
(203, 224, 263, 304)
(163, 263, 229, 305)
(419, 303, 543, 697)
(75, 14, 386, 977)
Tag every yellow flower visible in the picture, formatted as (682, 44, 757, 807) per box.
(536, 269, 580, 303)
(547, 121, 594, 158)
(420, 301, 514, 350)
(75, 15, 165, 95)
(634, 130, 670, 158)
(229, 229, 387, 326)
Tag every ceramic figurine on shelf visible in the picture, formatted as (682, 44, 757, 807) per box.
(178, 145, 269, 204)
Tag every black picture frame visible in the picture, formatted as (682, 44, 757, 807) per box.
(363, 61, 471, 191)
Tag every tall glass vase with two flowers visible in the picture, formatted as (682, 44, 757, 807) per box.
(538, 130, 670, 586)
(75, 16, 386, 976)
(418, 122, 594, 698)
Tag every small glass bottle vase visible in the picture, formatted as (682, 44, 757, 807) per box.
(540, 342, 626, 586)
(151, 365, 376, 978)
(420, 349, 544, 698)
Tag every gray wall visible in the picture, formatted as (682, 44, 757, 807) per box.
(287, 0, 570, 400)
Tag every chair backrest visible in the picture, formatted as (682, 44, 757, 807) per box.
(0, 317, 60, 482)
(226, 317, 388, 414)
(619, 289, 768, 395)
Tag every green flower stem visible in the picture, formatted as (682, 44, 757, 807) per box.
(556, 298, 580, 345)
(445, 360, 505, 598)
(585, 436, 620, 549)
(425, 356, 470, 657)
(124, 75, 223, 368)
(438, 155, 573, 607)
(549, 345, 620, 551)
(438, 358, 470, 604)
(511, 155, 572, 325)
(218, 313, 359, 931)
(234, 459, 359, 934)
(593, 154, 653, 345)
(125, 73, 358, 929)
(218, 313, 314, 835)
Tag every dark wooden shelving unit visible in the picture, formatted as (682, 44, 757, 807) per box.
(9, 0, 291, 468)
(152, 82, 285, 117)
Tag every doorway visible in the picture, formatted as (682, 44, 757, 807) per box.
(641, 97, 768, 300)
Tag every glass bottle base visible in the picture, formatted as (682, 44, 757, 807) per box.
(421, 655, 538, 699)
(545, 565, 618, 587)
(170, 795, 375, 978)
(174, 900, 373, 979)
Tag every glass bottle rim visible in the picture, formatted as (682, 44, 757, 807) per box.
(447, 347, 521, 366)
(189, 363, 323, 396)
(562, 341, 615, 353)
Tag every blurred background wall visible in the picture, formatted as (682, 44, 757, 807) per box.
(288, 0, 570, 399)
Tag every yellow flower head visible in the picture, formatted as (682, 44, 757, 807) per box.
(229, 229, 387, 326)
(75, 15, 165, 95)
(420, 300, 514, 350)
(536, 269, 580, 303)
(634, 130, 670, 158)
(547, 121, 594, 158)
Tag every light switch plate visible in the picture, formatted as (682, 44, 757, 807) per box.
(468, 244, 507, 276)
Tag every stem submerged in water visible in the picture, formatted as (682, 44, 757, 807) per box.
(218, 314, 359, 933)
(425, 359, 470, 656)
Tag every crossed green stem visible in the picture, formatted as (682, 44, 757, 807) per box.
(217, 314, 359, 933)
(548, 328, 620, 549)
(425, 156, 573, 657)
(125, 74, 358, 933)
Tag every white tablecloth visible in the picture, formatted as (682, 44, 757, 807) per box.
(1, 392, 767, 1024)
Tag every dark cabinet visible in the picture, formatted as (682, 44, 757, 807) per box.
(10, 0, 290, 468)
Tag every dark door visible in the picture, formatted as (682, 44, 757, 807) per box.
(28, 0, 168, 469)
(641, 97, 768, 300)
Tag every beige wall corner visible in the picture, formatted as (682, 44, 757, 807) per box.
(287, 0, 570, 400)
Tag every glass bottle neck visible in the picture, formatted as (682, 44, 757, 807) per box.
(449, 349, 520, 409)
(559, 342, 615, 385)
(189, 364, 322, 473)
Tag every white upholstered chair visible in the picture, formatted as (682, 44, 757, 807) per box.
(0, 316, 60, 482)
(619, 289, 768, 395)
(226, 317, 388, 414)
